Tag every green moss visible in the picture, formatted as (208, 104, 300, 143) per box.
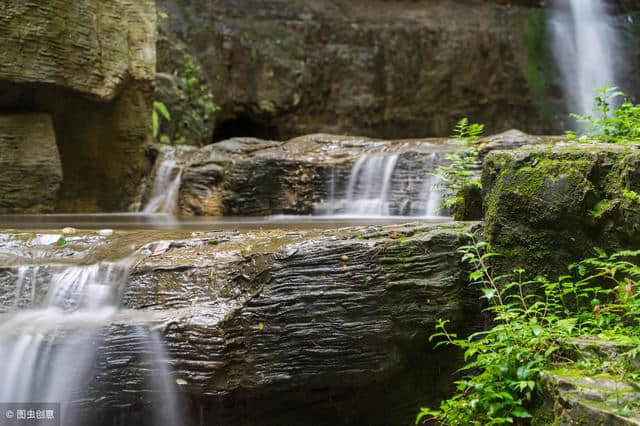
(518, 9, 554, 119)
(590, 199, 614, 218)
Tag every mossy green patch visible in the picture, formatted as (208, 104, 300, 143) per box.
(518, 9, 555, 119)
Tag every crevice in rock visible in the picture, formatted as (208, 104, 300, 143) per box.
(212, 114, 280, 142)
(0, 80, 151, 212)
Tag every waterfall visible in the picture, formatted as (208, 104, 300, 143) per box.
(318, 153, 447, 218)
(343, 155, 399, 216)
(141, 153, 182, 214)
(0, 260, 182, 425)
(550, 0, 621, 116)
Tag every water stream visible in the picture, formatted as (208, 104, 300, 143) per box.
(0, 258, 182, 425)
(318, 153, 446, 218)
(141, 151, 183, 214)
(550, 0, 621, 116)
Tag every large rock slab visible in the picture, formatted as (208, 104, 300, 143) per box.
(0, 222, 479, 425)
(0, 114, 62, 212)
(0, 0, 156, 212)
(482, 143, 640, 277)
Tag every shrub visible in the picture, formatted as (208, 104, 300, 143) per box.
(567, 85, 640, 144)
(417, 235, 640, 425)
(434, 118, 484, 213)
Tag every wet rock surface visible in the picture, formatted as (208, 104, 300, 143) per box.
(179, 134, 459, 216)
(0, 222, 479, 425)
(178, 131, 556, 217)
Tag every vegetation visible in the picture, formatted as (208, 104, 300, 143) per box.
(417, 235, 640, 425)
(434, 118, 484, 213)
(152, 100, 171, 140)
(169, 54, 220, 145)
(567, 85, 640, 144)
(153, 9, 220, 146)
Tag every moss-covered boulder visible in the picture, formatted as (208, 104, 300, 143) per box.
(534, 338, 640, 425)
(482, 143, 640, 278)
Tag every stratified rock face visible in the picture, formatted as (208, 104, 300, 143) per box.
(482, 143, 640, 277)
(0, 0, 156, 212)
(179, 134, 460, 216)
(156, 0, 562, 141)
(0, 222, 479, 425)
(0, 1, 155, 101)
(178, 131, 555, 217)
(0, 114, 62, 212)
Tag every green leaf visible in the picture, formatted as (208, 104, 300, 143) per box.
(511, 407, 531, 418)
(531, 324, 542, 337)
(56, 236, 67, 247)
(152, 110, 159, 138)
(154, 101, 171, 120)
(481, 288, 497, 300)
(557, 318, 577, 334)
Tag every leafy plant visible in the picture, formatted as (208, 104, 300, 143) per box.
(452, 118, 485, 141)
(152, 100, 171, 140)
(566, 85, 640, 144)
(434, 118, 484, 213)
(417, 235, 640, 425)
(171, 54, 220, 145)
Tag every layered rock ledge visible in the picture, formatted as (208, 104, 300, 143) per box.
(0, 221, 479, 425)
(174, 130, 557, 217)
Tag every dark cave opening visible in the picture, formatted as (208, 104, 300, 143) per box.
(212, 115, 280, 142)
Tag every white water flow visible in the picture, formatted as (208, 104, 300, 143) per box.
(550, 0, 621, 116)
(320, 153, 446, 217)
(0, 261, 182, 425)
(343, 155, 399, 216)
(142, 155, 182, 214)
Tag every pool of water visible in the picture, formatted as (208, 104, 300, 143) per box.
(0, 213, 451, 231)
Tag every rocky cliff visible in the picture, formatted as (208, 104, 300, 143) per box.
(156, 0, 560, 143)
(0, 0, 156, 212)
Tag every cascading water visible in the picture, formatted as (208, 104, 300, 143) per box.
(550, 0, 621, 116)
(318, 152, 447, 218)
(141, 152, 183, 214)
(0, 258, 182, 426)
(342, 155, 399, 216)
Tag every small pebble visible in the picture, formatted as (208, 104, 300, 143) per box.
(98, 229, 114, 237)
(61, 227, 76, 235)
(341, 255, 349, 261)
